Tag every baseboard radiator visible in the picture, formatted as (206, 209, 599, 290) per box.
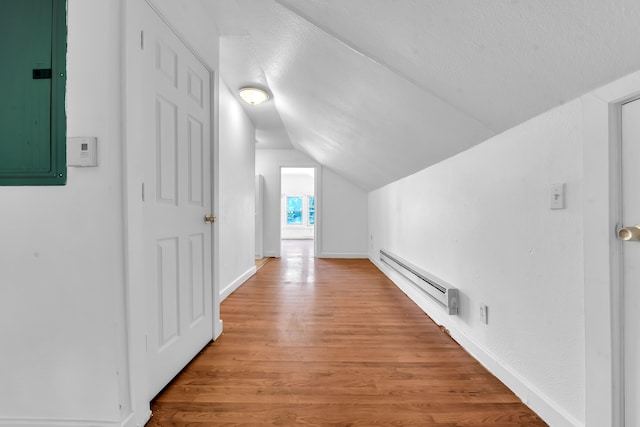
(380, 249, 459, 315)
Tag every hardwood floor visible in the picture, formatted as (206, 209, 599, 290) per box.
(148, 242, 547, 426)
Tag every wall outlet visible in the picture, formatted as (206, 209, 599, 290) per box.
(479, 303, 489, 324)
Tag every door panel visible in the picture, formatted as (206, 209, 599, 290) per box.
(156, 96, 178, 204)
(157, 237, 180, 347)
(188, 116, 204, 206)
(188, 69, 204, 107)
(621, 98, 640, 426)
(144, 6, 213, 399)
(156, 40, 178, 87)
(189, 233, 206, 323)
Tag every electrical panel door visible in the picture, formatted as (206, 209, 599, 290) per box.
(0, 0, 66, 185)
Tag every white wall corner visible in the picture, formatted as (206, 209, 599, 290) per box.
(214, 319, 224, 340)
(369, 256, 585, 427)
(220, 266, 257, 302)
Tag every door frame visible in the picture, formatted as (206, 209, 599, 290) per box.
(255, 174, 264, 260)
(276, 164, 322, 258)
(617, 96, 640, 427)
(122, 0, 221, 425)
(583, 71, 640, 427)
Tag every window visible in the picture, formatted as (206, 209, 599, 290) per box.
(308, 196, 315, 225)
(287, 196, 303, 225)
(285, 195, 315, 226)
(0, 0, 67, 185)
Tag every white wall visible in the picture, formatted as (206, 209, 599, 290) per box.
(369, 100, 586, 427)
(282, 172, 314, 194)
(255, 149, 368, 258)
(146, 0, 220, 69)
(281, 172, 314, 239)
(0, 1, 126, 424)
(218, 81, 257, 300)
(321, 168, 369, 258)
(0, 1, 226, 425)
(256, 149, 317, 256)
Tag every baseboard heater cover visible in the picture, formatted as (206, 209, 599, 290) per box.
(380, 249, 459, 315)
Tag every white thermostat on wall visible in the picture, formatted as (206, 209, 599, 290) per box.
(67, 137, 98, 167)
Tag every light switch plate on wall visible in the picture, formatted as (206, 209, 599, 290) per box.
(550, 183, 565, 209)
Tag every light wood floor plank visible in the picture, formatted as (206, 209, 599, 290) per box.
(148, 243, 547, 426)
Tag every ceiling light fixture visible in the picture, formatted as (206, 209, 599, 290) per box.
(238, 87, 270, 106)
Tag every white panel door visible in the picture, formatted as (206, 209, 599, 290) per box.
(621, 98, 640, 426)
(143, 7, 213, 399)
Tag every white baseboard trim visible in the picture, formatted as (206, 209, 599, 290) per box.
(120, 412, 135, 427)
(0, 409, 151, 427)
(318, 252, 368, 259)
(120, 410, 151, 427)
(0, 419, 120, 427)
(220, 266, 257, 302)
(280, 236, 314, 240)
(370, 256, 583, 427)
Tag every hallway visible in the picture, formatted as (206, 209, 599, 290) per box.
(148, 241, 546, 426)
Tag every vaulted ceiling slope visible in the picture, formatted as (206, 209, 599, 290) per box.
(204, 0, 640, 191)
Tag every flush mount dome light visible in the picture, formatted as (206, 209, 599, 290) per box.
(238, 87, 270, 106)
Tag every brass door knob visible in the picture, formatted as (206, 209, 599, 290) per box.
(618, 225, 640, 241)
(204, 215, 216, 224)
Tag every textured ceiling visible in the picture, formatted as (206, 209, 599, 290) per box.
(205, 0, 640, 190)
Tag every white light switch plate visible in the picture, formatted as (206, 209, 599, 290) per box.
(550, 183, 565, 210)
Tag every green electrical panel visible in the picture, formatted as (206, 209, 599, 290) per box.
(0, 0, 67, 185)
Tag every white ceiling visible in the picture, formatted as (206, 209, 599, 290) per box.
(204, 0, 640, 191)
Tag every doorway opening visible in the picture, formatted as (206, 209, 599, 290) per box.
(280, 167, 316, 258)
